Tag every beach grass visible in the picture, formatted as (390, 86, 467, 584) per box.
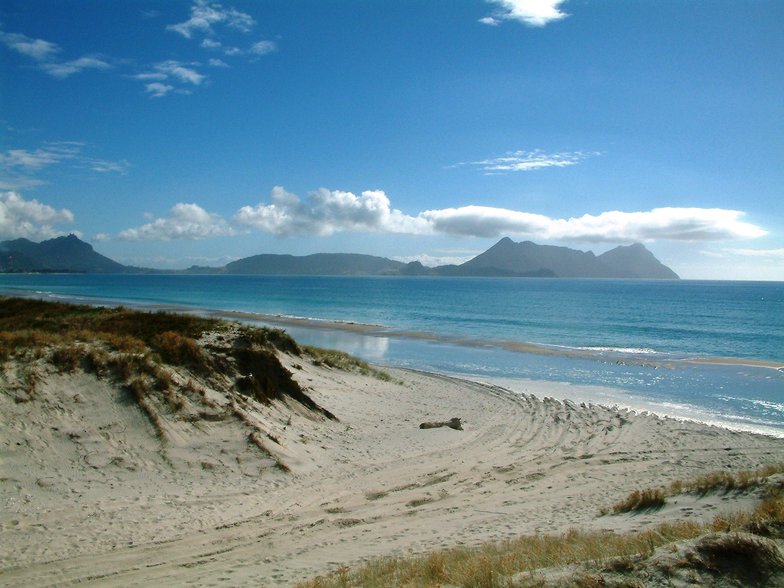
(298, 474, 784, 588)
(611, 488, 667, 513)
(302, 344, 394, 382)
(0, 296, 347, 420)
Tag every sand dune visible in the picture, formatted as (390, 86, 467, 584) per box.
(2, 344, 783, 586)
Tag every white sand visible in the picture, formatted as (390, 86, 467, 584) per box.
(2, 351, 783, 586)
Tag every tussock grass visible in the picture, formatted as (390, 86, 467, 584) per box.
(612, 463, 784, 516)
(612, 488, 667, 513)
(298, 475, 784, 588)
(303, 345, 393, 382)
(152, 330, 211, 373)
(671, 463, 784, 496)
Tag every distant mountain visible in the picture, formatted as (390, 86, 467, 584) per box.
(596, 243, 680, 279)
(455, 238, 678, 279)
(222, 253, 407, 275)
(0, 234, 678, 279)
(0, 234, 127, 273)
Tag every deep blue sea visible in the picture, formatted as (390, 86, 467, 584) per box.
(2, 274, 783, 437)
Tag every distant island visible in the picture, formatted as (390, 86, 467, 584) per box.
(0, 234, 679, 279)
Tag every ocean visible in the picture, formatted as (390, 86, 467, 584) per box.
(1, 274, 782, 437)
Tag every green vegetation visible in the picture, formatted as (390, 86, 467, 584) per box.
(303, 344, 393, 382)
(0, 297, 388, 424)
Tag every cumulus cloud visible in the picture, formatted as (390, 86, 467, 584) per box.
(0, 191, 75, 240)
(422, 206, 767, 242)
(481, 0, 569, 27)
(167, 0, 256, 39)
(235, 187, 767, 243)
(118, 203, 237, 241)
(234, 186, 429, 236)
(457, 149, 597, 174)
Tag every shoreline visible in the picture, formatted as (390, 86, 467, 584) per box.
(3, 288, 781, 370)
(2, 291, 784, 438)
(2, 345, 784, 586)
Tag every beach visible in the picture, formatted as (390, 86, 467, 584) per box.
(2, 337, 783, 586)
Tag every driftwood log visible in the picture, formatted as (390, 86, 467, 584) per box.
(419, 417, 463, 431)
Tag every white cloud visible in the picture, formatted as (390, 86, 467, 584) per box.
(201, 38, 223, 50)
(235, 187, 768, 244)
(137, 62, 205, 96)
(0, 143, 81, 170)
(167, 0, 256, 39)
(234, 186, 429, 236)
(118, 203, 236, 240)
(421, 206, 767, 242)
(141, 81, 170, 97)
(40, 55, 112, 79)
(154, 60, 206, 85)
(87, 159, 132, 174)
(249, 40, 277, 56)
(0, 31, 61, 60)
(457, 149, 597, 174)
(723, 248, 784, 259)
(0, 191, 75, 240)
(481, 0, 569, 27)
(208, 58, 229, 67)
(0, 143, 130, 187)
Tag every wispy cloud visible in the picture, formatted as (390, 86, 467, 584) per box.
(167, 0, 256, 39)
(117, 203, 237, 240)
(166, 1, 277, 60)
(480, 0, 569, 27)
(0, 28, 112, 79)
(0, 143, 82, 170)
(2, 2, 275, 98)
(722, 247, 784, 259)
(144, 82, 175, 98)
(456, 149, 598, 174)
(0, 191, 75, 240)
(0, 143, 130, 189)
(0, 30, 60, 60)
(40, 56, 112, 79)
(233, 187, 767, 243)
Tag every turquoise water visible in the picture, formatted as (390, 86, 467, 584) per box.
(1, 274, 783, 436)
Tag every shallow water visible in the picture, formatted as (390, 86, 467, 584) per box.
(1, 274, 782, 436)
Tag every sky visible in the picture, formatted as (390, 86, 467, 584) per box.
(1, 0, 783, 280)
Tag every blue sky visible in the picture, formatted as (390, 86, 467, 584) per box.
(1, 0, 783, 279)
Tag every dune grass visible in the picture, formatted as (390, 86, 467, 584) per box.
(671, 462, 784, 496)
(298, 474, 784, 588)
(302, 345, 393, 382)
(612, 488, 667, 514)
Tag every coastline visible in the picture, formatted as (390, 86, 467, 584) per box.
(1, 288, 783, 438)
(3, 343, 784, 586)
